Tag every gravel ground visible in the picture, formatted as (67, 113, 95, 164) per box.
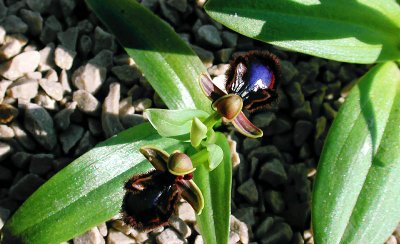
(0, 0, 399, 243)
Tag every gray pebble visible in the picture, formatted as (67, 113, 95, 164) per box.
(0, 0, 6, 22)
(216, 48, 233, 63)
(303, 82, 323, 97)
(315, 116, 327, 139)
(72, 63, 106, 94)
(255, 217, 274, 239)
(54, 45, 76, 70)
(293, 120, 313, 147)
(59, 124, 84, 153)
(8, 78, 38, 100)
(132, 98, 152, 112)
(29, 153, 54, 175)
(54, 102, 77, 130)
(323, 102, 337, 119)
(237, 178, 259, 204)
(286, 82, 305, 106)
(156, 228, 185, 244)
(292, 101, 312, 120)
(33, 91, 58, 111)
(258, 159, 287, 186)
(191, 44, 214, 68)
(39, 78, 64, 101)
(159, 0, 181, 26)
(166, 0, 187, 12)
(248, 145, 282, 161)
(169, 215, 192, 238)
(0, 124, 14, 140)
(234, 207, 255, 226)
(142, 0, 159, 10)
(38, 43, 55, 72)
(74, 131, 96, 156)
(221, 31, 238, 48)
(77, 19, 93, 34)
(236, 36, 253, 49)
(0, 165, 12, 181)
(11, 151, 31, 169)
(20, 9, 43, 36)
(93, 26, 116, 54)
(40, 16, 62, 44)
(177, 201, 196, 223)
(0, 207, 10, 230)
(252, 112, 276, 128)
(9, 173, 45, 201)
(311, 90, 325, 118)
(89, 50, 114, 69)
(323, 70, 335, 83)
(0, 34, 28, 60)
(196, 25, 222, 48)
(0, 51, 40, 80)
(107, 228, 135, 244)
(3, 15, 28, 34)
(78, 35, 92, 57)
(24, 103, 57, 150)
(264, 190, 285, 214)
(260, 222, 293, 244)
(87, 118, 103, 137)
(10, 121, 36, 151)
(264, 118, 292, 136)
(73, 90, 100, 115)
(111, 65, 141, 85)
(102, 83, 124, 138)
(26, 0, 52, 13)
(57, 27, 79, 51)
(8, 1, 25, 16)
(73, 227, 105, 244)
(60, 0, 76, 17)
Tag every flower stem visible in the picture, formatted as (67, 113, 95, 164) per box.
(202, 111, 221, 130)
(190, 149, 209, 168)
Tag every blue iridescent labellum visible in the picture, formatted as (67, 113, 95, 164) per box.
(225, 51, 281, 112)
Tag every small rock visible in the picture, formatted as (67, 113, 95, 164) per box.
(230, 215, 249, 244)
(74, 131, 96, 156)
(0, 79, 11, 101)
(252, 112, 276, 128)
(54, 45, 76, 70)
(194, 235, 203, 244)
(323, 102, 337, 120)
(255, 217, 274, 239)
(286, 82, 305, 107)
(59, 124, 84, 153)
(191, 45, 214, 68)
(90, 50, 113, 69)
(102, 83, 124, 138)
(292, 101, 312, 120)
(207, 64, 229, 76)
(258, 159, 287, 186)
(293, 120, 313, 146)
(264, 190, 285, 214)
(97, 223, 108, 237)
(132, 98, 152, 112)
(0, 34, 28, 60)
(60, 0, 76, 17)
(11, 151, 31, 169)
(59, 69, 71, 93)
(142, 0, 159, 10)
(77, 19, 94, 34)
(216, 48, 234, 63)
(45, 69, 58, 82)
(40, 16, 62, 44)
(7, 1, 25, 15)
(0, 207, 10, 230)
(166, 0, 187, 12)
(156, 228, 185, 244)
(169, 216, 192, 238)
(93, 26, 116, 54)
(0, 104, 18, 123)
(386, 235, 397, 244)
(0, 26, 5, 45)
(57, 27, 79, 51)
(0, 165, 12, 181)
(26, 0, 52, 13)
(177, 201, 196, 223)
(107, 228, 136, 244)
(73, 90, 100, 115)
(221, 31, 238, 48)
(24, 103, 57, 150)
(73, 227, 105, 244)
(29, 153, 54, 175)
(87, 118, 103, 137)
(9, 173, 45, 201)
(20, 9, 43, 36)
(196, 25, 222, 48)
(159, 0, 181, 26)
(229, 232, 240, 244)
(78, 34, 92, 57)
(280, 61, 299, 84)
(3, 15, 28, 34)
(0, 51, 40, 80)
(0, 124, 14, 140)
(34, 91, 58, 111)
(39, 78, 63, 101)
(248, 145, 282, 161)
(242, 138, 261, 154)
(234, 207, 255, 226)
(10, 121, 36, 150)
(38, 44, 55, 72)
(237, 178, 259, 204)
(8, 78, 38, 100)
(0, 0, 6, 22)
(264, 118, 292, 136)
(72, 63, 106, 94)
(260, 222, 293, 244)
(54, 102, 77, 130)
(111, 65, 141, 85)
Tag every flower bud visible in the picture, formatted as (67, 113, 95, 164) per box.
(168, 152, 195, 176)
(212, 94, 243, 121)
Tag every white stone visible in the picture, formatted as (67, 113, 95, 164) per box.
(0, 34, 28, 60)
(55, 45, 76, 70)
(0, 51, 40, 80)
(72, 63, 106, 94)
(73, 227, 105, 244)
(8, 78, 38, 100)
(0, 26, 5, 45)
(230, 215, 249, 244)
(39, 78, 63, 101)
(97, 223, 108, 237)
(59, 69, 71, 93)
(0, 79, 12, 103)
(169, 216, 192, 238)
(38, 44, 55, 72)
(177, 201, 196, 223)
(107, 228, 136, 244)
(156, 228, 185, 244)
(0, 207, 10, 230)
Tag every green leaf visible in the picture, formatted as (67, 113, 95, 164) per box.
(205, 0, 400, 63)
(193, 132, 232, 244)
(312, 62, 400, 243)
(191, 117, 208, 147)
(2, 123, 188, 244)
(206, 144, 224, 171)
(86, 0, 212, 112)
(145, 109, 209, 137)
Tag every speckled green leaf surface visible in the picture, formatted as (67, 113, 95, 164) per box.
(2, 123, 187, 244)
(205, 0, 400, 63)
(313, 62, 400, 243)
(194, 132, 232, 244)
(86, 0, 212, 113)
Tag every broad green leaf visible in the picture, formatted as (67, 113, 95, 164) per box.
(206, 144, 224, 170)
(86, 0, 212, 112)
(205, 0, 400, 64)
(193, 132, 232, 244)
(145, 109, 209, 137)
(312, 62, 400, 243)
(2, 123, 187, 244)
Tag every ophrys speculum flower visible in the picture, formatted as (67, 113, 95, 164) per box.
(199, 50, 281, 138)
